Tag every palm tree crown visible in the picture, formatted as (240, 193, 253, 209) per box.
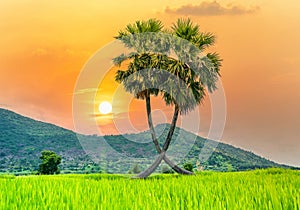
(114, 18, 221, 115)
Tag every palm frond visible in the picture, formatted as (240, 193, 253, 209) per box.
(207, 52, 222, 76)
(115, 19, 164, 39)
(193, 32, 216, 50)
(113, 54, 128, 67)
(171, 18, 200, 41)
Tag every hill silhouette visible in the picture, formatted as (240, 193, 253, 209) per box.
(0, 108, 294, 174)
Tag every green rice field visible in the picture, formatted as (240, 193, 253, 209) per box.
(0, 169, 299, 209)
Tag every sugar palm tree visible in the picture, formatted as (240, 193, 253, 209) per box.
(114, 19, 193, 175)
(114, 18, 222, 178)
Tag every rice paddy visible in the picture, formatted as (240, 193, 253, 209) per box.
(0, 168, 299, 209)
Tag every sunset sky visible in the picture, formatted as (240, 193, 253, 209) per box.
(0, 0, 300, 166)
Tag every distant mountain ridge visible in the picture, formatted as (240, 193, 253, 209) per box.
(0, 108, 296, 174)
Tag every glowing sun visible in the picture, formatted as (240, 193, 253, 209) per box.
(99, 101, 112, 114)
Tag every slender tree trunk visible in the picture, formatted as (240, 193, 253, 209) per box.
(146, 93, 161, 153)
(135, 151, 165, 178)
(161, 104, 193, 175)
(135, 98, 193, 178)
(162, 104, 179, 151)
(146, 95, 192, 174)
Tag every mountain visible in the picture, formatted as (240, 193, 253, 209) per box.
(0, 108, 295, 174)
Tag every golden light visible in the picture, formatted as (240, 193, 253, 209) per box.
(99, 101, 112, 114)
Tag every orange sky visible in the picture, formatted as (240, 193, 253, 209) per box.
(1, 0, 300, 166)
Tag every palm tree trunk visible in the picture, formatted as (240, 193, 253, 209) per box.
(162, 104, 179, 151)
(146, 93, 161, 153)
(161, 104, 193, 174)
(135, 151, 165, 178)
(146, 95, 193, 174)
(135, 98, 193, 178)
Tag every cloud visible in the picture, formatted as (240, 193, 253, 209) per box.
(165, 1, 259, 16)
(72, 88, 99, 95)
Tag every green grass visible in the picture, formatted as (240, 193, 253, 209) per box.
(0, 169, 299, 209)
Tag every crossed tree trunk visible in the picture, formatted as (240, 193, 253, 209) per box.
(135, 93, 193, 178)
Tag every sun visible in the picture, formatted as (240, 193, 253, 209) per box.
(99, 101, 112, 114)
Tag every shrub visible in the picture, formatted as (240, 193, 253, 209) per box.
(183, 162, 194, 172)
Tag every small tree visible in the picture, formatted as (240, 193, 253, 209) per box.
(183, 162, 194, 172)
(38, 150, 61, 175)
(128, 163, 142, 174)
